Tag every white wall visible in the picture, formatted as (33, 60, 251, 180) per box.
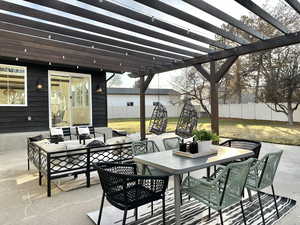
(107, 94, 175, 107)
(219, 103, 300, 122)
(107, 94, 183, 119)
(108, 104, 183, 119)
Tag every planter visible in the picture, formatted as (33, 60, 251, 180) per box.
(197, 140, 212, 152)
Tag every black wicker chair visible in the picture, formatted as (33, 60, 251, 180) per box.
(94, 162, 169, 225)
(220, 139, 262, 160)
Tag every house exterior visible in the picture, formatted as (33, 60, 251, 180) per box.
(0, 59, 107, 133)
(107, 88, 182, 118)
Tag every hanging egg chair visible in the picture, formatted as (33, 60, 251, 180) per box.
(148, 102, 168, 135)
(175, 101, 198, 138)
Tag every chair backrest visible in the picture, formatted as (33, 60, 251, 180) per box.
(163, 137, 181, 151)
(132, 140, 159, 156)
(257, 151, 283, 189)
(62, 127, 72, 140)
(220, 139, 261, 159)
(219, 158, 254, 208)
(94, 162, 136, 199)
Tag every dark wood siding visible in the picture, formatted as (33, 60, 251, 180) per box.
(0, 59, 107, 133)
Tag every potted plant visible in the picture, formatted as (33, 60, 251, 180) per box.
(192, 129, 219, 151)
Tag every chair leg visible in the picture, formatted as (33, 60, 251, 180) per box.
(122, 209, 127, 225)
(135, 208, 138, 221)
(271, 185, 280, 219)
(162, 194, 166, 225)
(187, 172, 191, 200)
(97, 193, 105, 225)
(208, 207, 211, 220)
(219, 210, 224, 225)
(240, 200, 247, 225)
(257, 191, 266, 225)
(214, 165, 217, 178)
(151, 201, 154, 216)
(247, 188, 253, 202)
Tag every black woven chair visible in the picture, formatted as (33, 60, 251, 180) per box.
(220, 139, 262, 161)
(94, 162, 169, 225)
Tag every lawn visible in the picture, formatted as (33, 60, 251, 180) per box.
(108, 117, 300, 145)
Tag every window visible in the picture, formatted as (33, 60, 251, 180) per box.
(153, 101, 160, 106)
(49, 71, 92, 128)
(127, 102, 134, 106)
(0, 64, 27, 106)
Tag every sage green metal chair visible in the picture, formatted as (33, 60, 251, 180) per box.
(182, 158, 255, 225)
(245, 150, 283, 225)
(132, 140, 168, 176)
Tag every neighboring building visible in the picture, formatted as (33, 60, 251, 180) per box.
(107, 88, 182, 118)
(107, 88, 179, 107)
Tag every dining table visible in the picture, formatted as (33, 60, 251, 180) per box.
(133, 145, 254, 225)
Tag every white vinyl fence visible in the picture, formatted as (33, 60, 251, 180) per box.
(108, 105, 183, 119)
(219, 103, 300, 122)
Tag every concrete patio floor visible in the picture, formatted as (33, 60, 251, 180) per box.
(0, 141, 299, 225)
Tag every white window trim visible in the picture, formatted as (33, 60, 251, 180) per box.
(48, 70, 93, 128)
(0, 64, 27, 107)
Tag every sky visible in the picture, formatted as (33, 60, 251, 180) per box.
(2, 0, 287, 89)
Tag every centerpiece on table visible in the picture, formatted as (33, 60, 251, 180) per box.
(176, 129, 219, 158)
(192, 129, 219, 151)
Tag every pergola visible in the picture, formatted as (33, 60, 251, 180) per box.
(0, 0, 300, 139)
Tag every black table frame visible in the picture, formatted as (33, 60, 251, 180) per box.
(27, 140, 133, 197)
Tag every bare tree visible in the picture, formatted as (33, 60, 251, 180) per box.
(171, 67, 211, 117)
(260, 48, 300, 125)
(106, 73, 122, 88)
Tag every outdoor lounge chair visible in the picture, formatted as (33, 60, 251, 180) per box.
(245, 151, 283, 225)
(94, 162, 169, 225)
(49, 127, 72, 143)
(75, 126, 106, 142)
(181, 158, 255, 225)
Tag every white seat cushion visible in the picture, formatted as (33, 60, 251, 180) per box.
(50, 128, 64, 136)
(78, 127, 90, 135)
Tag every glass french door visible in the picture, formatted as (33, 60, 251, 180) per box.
(49, 71, 92, 128)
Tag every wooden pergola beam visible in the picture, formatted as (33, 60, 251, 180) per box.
(184, 0, 267, 40)
(0, 21, 173, 65)
(24, 0, 213, 54)
(216, 56, 238, 82)
(0, 1, 201, 58)
(0, 13, 186, 61)
(145, 31, 300, 75)
(77, 0, 229, 50)
(285, 0, 300, 14)
(193, 64, 210, 80)
(235, 0, 289, 34)
(0, 43, 139, 73)
(133, 0, 249, 45)
(0, 30, 156, 70)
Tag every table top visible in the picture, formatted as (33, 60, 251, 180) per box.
(133, 146, 254, 174)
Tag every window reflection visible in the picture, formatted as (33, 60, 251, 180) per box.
(0, 64, 26, 106)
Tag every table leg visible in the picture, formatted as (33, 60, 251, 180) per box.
(174, 174, 181, 225)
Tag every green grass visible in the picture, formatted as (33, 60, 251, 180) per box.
(108, 117, 300, 145)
